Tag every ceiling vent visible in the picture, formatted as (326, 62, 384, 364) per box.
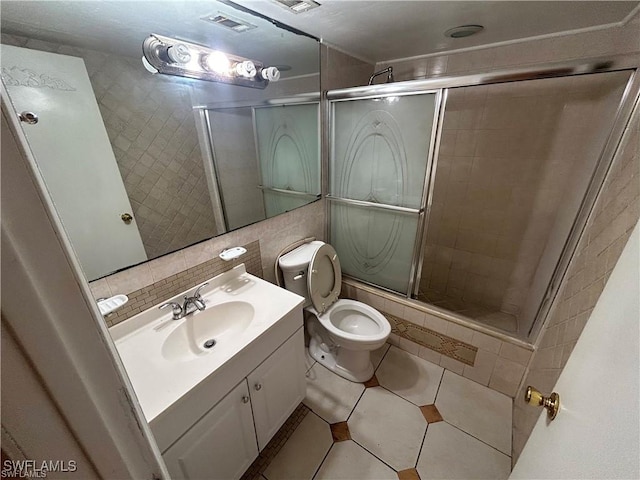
(201, 12, 257, 33)
(272, 0, 320, 13)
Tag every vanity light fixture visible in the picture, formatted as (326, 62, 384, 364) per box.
(141, 34, 280, 89)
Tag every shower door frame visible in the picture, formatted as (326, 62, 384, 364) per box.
(326, 88, 444, 296)
(325, 54, 640, 342)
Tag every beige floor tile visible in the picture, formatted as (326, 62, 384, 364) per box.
(377, 346, 444, 406)
(304, 363, 365, 423)
(371, 343, 391, 370)
(263, 412, 332, 480)
(435, 371, 512, 455)
(348, 387, 427, 471)
(315, 440, 397, 480)
(417, 422, 511, 479)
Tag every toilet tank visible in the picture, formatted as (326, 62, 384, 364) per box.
(278, 241, 324, 306)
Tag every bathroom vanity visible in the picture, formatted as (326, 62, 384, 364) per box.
(110, 265, 305, 479)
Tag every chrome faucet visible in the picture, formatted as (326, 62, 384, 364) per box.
(182, 282, 209, 316)
(159, 282, 209, 320)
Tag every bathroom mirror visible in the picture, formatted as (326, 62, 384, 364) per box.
(0, 0, 320, 280)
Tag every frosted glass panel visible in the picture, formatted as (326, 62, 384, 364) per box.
(331, 202, 419, 294)
(331, 94, 436, 208)
(254, 103, 320, 217)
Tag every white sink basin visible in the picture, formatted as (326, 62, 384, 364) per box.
(109, 265, 304, 429)
(161, 301, 255, 362)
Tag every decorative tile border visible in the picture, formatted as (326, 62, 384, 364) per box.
(383, 312, 478, 366)
(240, 403, 310, 480)
(105, 240, 262, 326)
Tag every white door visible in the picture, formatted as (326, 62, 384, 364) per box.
(510, 221, 639, 479)
(248, 328, 306, 450)
(163, 380, 258, 480)
(1, 44, 147, 280)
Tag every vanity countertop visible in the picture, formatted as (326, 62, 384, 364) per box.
(110, 265, 304, 424)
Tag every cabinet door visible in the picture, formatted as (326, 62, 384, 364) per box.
(248, 328, 306, 450)
(163, 380, 258, 480)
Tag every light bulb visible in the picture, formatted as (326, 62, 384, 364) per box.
(234, 60, 257, 78)
(204, 51, 231, 74)
(167, 43, 191, 64)
(260, 66, 280, 82)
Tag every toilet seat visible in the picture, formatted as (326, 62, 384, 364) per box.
(308, 243, 342, 314)
(307, 299, 391, 347)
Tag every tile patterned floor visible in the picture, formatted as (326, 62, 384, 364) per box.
(257, 344, 513, 480)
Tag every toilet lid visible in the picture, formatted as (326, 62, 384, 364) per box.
(308, 243, 342, 315)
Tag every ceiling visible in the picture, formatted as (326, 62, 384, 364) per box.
(1, 1, 638, 76)
(236, 0, 639, 63)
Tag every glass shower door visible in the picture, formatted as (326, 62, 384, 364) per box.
(254, 102, 320, 218)
(329, 93, 438, 294)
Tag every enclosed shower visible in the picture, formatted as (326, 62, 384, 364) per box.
(327, 60, 637, 340)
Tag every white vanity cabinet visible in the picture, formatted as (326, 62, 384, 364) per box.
(163, 328, 306, 480)
(248, 327, 306, 450)
(162, 380, 257, 480)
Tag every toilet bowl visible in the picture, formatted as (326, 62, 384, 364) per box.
(278, 241, 391, 382)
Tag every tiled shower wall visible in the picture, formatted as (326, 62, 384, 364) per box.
(375, 12, 639, 462)
(421, 72, 629, 335)
(2, 33, 218, 260)
(511, 107, 639, 462)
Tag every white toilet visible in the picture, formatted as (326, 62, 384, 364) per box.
(279, 241, 391, 382)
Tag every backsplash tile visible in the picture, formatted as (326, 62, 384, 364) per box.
(102, 240, 261, 327)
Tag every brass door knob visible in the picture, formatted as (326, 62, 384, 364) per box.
(525, 386, 560, 420)
(121, 213, 133, 224)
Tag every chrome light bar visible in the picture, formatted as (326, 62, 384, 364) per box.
(141, 34, 280, 89)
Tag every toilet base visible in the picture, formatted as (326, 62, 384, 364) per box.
(309, 337, 374, 383)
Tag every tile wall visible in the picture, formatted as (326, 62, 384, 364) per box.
(511, 106, 640, 461)
(97, 240, 261, 327)
(2, 33, 219, 260)
(421, 71, 629, 336)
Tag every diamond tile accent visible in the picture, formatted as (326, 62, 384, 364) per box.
(397, 468, 421, 480)
(363, 374, 380, 388)
(384, 312, 477, 366)
(419, 405, 443, 424)
(330, 422, 351, 442)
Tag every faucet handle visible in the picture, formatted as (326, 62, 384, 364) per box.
(193, 282, 210, 299)
(159, 301, 183, 320)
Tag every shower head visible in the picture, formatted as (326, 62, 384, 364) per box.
(368, 66, 394, 85)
